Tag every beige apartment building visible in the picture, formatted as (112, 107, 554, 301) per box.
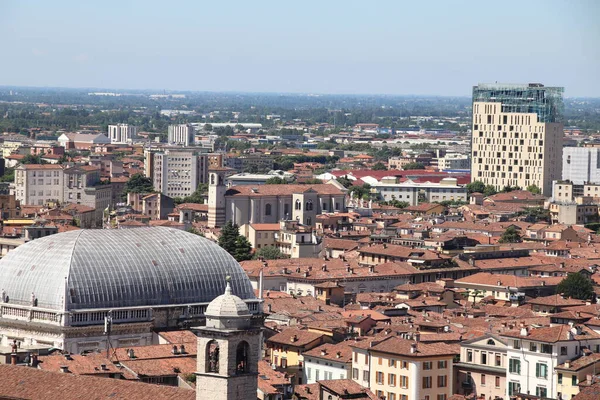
(471, 83, 564, 196)
(364, 336, 457, 400)
(14, 164, 65, 206)
(455, 334, 507, 400)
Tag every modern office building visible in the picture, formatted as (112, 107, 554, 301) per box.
(108, 124, 137, 144)
(168, 124, 195, 146)
(562, 146, 600, 184)
(471, 83, 564, 196)
(152, 148, 209, 198)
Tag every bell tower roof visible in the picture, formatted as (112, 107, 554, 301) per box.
(205, 276, 251, 319)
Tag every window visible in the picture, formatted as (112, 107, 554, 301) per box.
(560, 346, 567, 355)
(509, 359, 521, 375)
(400, 375, 408, 388)
(529, 342, 537, 352)
(536, 363, 548, 379)
(495, 376, 500, 388)
(389, 359, 396, 367)
(541, 344, 552, 354)
(437, 375, 447, 387)
(495, 354, 501, 366)
(509, 382, 521, 396)
(572, 375, 578, 386)
(481, 374, 486, 386)
(265, 204, 272, 216)
(388, 393, 396, 400)
(481, 352, 487, 365)
(437, 395, 446, 400)
(388, 373, 396, 386)
(352, 368, 358, 380)
(307, 367, 312, 380)
(536, 387, 547, 398)
(438, 360, 447, 369)
(513, 340, 521, 349)
(487, 339, 495, 345)
(376, 371, 384, 384)
(422, 376, 432, 389)
(466, 351, 473, 362)
(281, 358, 287, 368)
(558, 373, 563, 384)
(363, 370, 369, 382)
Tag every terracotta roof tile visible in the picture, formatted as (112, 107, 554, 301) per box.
(0, 364, 194, 400)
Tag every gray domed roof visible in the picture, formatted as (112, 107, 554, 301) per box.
(0, 227, 255, 311)
(205, 280, 250, 318)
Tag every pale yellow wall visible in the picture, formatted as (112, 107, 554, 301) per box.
(471, 102, 563, 195)
(369, 351, 453, 400)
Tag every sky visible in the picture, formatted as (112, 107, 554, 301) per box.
(0, 0, 598, 97)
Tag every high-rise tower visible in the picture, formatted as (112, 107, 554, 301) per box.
(470, 83, 564, 196)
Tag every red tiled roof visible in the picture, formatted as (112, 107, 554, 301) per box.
(226, 184, 344, 197)
(0, 364, 195, 400)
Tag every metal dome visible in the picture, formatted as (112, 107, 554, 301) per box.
(0, 227, 255, 311)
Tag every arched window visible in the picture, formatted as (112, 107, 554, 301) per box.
(265, 203, 272, 216)
(206, 340, 220, 373)
(236, 341, 250, 374)
(295, 199, 301, 210)
(487, 339, 495, 346)
(306, 200, 313, 211)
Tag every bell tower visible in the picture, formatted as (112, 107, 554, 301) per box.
(208, 167, 229, 228)
(195, 277, 262, 400)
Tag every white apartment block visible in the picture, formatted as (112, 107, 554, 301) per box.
(372, 177, 467, 205)
(14, 164, 65, 206)
(502, 325, 600, 400)
(152, 149, 209, 198)
(562, 146, 600, 184)
(168, 124, 195, 146)
(437, 154, 470, 171)
(108, 124, 137, 144)
(471, 83, 564, 196)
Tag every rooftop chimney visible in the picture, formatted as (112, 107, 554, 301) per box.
(336, 351, 342, 358)
(322, 264, 327, 271)
(565, 361, 570, 368)
(59, 365, 69, 373)
(321, 349, 327, 356)
(410, 343, 417, 354)
(180, 344, 186, 354)
(291, 335, 298, 343)
(31, 354, 38, 368)
(172, 345, 179, 355)
(100, 364, 108, 371)
(520, 327, 528, 337)
(128, 349, 135, 359)
(369, 266, 375, 273)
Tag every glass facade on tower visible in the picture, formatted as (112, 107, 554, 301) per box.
(472, 83, 564, 123)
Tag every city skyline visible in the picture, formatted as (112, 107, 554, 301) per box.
(1, 0, 598, 97)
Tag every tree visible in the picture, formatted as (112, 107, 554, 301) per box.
(336, 176, 353, 189)
(218, 221, 252, 262)
(498, 226, 522, 243)
(402, 162, 425, 170)
(483, 185, 497, 197)
(556, 273, 594, 300)
(233, 236, 253, 262)
(526, 184, 542, 195)
(265, 177, 287, 184)
(371, 162, 387, 171)
(466, 181, 485, 195)
(181, 183, 208, 204)
(203, 123, 213, 132)
(20, 154, 45, 164)
(123, 173, 154, 195)
(303, 178, 323, 184)
(186, 227, 204, 237)
(254, 246, 285, 260)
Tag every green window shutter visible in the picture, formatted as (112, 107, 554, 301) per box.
(536, 363, 540, 378)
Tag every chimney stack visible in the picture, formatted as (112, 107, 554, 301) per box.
(520, 327, 528, 337)
(410, 343, 417, 354)
(59, 365, 69, 373)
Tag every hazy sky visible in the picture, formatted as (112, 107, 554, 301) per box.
(1, 0, 598, 96)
